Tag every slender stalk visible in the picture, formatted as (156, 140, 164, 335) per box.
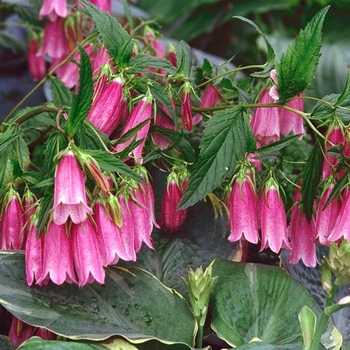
(196, 323, 204, 349)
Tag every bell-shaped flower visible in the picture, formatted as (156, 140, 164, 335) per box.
(87, 77, 124, 136)
(39, 0, 67, 21)
(251, 89, 280, 145)
(316, 181, 340, 245)
(27, 35, 46, 82)
(25, 221, 44, 286)
(181, 82, 193, 131)
(259, 179, 290, 253)
(0, 188, 24, 250)
(193, 85, 221, 125)
(22, 189, 37, 249)
(72, 220, 105, 286)
(89, 0, 112, 13)
(328, 188, 350, 242)
(288, 187, 317, 267)
(228, 170, 259, 244)
(8, 316, 35, 346)
(114, 96, 153, 163)
(94, 199, 131, 265)
(51, 150, 93, 225)
(160, 170, 189, 233)
(37, 221, 77, 285)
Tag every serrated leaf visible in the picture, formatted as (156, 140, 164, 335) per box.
(233, 16, 275, 78)
(36, 192, 53, 234)
(301, 139, 323, 221)
(82, 149, 144, 182)
(75, 121, 111, 151)
(16, 135, 30, 171)
(42, 132, 68, 175)
(257, 134, 302, 153)
(324, 172, 349, 209)
(65, 46, 93, 137)
(0, 148, 12, 188)
(202, 58, 230, 84)
(50, 76, 73, 107)
(335, 71, 350, 106)
(276, 6, 329, 103)
(152, 126, 196, 163)
(179, 107, 256, 209)
(148, 83, 177, 121)
(127, 53, 177, 75)
(175, 41, 201, 82)
(80, 0, 133, 66)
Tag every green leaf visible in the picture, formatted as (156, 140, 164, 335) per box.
(335, 70, 350, 106)
(179, 107, 256, 209)
(0, 335, 15, 350)
(127, 54, 177, 75)
(82, 149, 144, 182)
(80, 0, 133, 66)
(42, 132, 68, 175)
(276, 6, 329, 103)
(300, 139, 323, 221)
(298, 306, 316, 350)
(0, 252, 196, 347)
(233, 16, 275, 77)
(0, 148, 13, 188)
(75, 121, 111, 151)
(210, 259, 324, 347)
(65, 46, 93, 138)
(50, 76, 73, 107)
(324, 172, 349, 209)
(36, 192, 53, 234)
(152, 127, 196, 163)
(148, 83, 177, 121)
(257, 134, 302, 153)
(16, 135, 30, 171)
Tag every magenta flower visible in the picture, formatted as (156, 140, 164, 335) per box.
(114, 96, 152, 163)
(0, 189, 24, 250)
(51, 151, 93, 225)
(37, 221, 77, 286)
(251, 89, 280, 145)
(181, 82, 193, 131)
(87, 77, 124, 136)
(39, 0, 67, 21)
(316, 182, 340, 245)
(193, 85, 221, 125)
(89, 0, 112, 13)
(228, 174, 259, 244)
(25, 222, 44, 286)
(288, 187, 317, 267)
(8, 316, 35, 346)
(153, 102, 177, 149)
(94, 200, 131, 265)
(259, 180, 290, 253)
(27, 36, 46, 82)
(72, 220, 105, 286)
(160, 170, 189, 233)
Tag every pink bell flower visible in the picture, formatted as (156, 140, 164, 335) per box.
(160, 170, 189, 233)
(37, 221, 77, 285)
(87, 77, 124, 136)
(94, 200, 131, 265)
(288, 187, 317, 267)
(259, 180, 290, 253)
(89, 0, 112, 13)
(181, 82, 193, 131)
(39, 0, 67, 21)
(114, 96, 152, 163)
(0, 189, 24, 250)
(316, 182, 340, 245)
(72, 220, 105, 286)
(51, 151, 93, 225)
(8, 316, 35, 346)
(228, 173, 259, 244)
(251, 89, 280, 145)
(193, 85, 221, 125)
(25, 222, 44, 286)
(27, 35, 46, 82)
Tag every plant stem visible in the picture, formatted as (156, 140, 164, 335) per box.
(197, 323, 204, 349)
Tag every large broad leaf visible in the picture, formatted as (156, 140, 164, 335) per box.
(276, 6, 329, 103)
(210, 259, 325, 347)
(179, 106, 256, 210)
(0, 252, 196, 348)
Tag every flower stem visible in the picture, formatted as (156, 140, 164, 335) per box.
(197, 323, 204, 349)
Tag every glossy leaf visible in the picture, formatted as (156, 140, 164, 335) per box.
(0, 252, 196, 347)
(65, 46, 93, 138)
(276, 6, 329, 103)
(210, 259, 324, 347)
(179, 106, 256, 209)
(0, 335, 15, 350)
(80, 0, 133, 66)
(300, 139, 323, 221)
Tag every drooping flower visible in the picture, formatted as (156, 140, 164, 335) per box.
(8, 316, 35, 346)
(288, 186, 317, 267)
(160, 170, 189, 233)
(39, 0, 67, 21)
(27, 35, 46, 82)
(51, 150, 93, 225)
(193, 85, 221, 125)
(251, 89, 280, 145)
(36, 221, 77, 286)
(228, 170, 259, 244)
(114, 96, 153, 163)
(0, 188, 24, 250)
(89, 0, 112, 13)
(72, 220, 105, 286)
(181, 82, 193, 131)
(259, 179, 290, 253)
(87, 77, 124, 136)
